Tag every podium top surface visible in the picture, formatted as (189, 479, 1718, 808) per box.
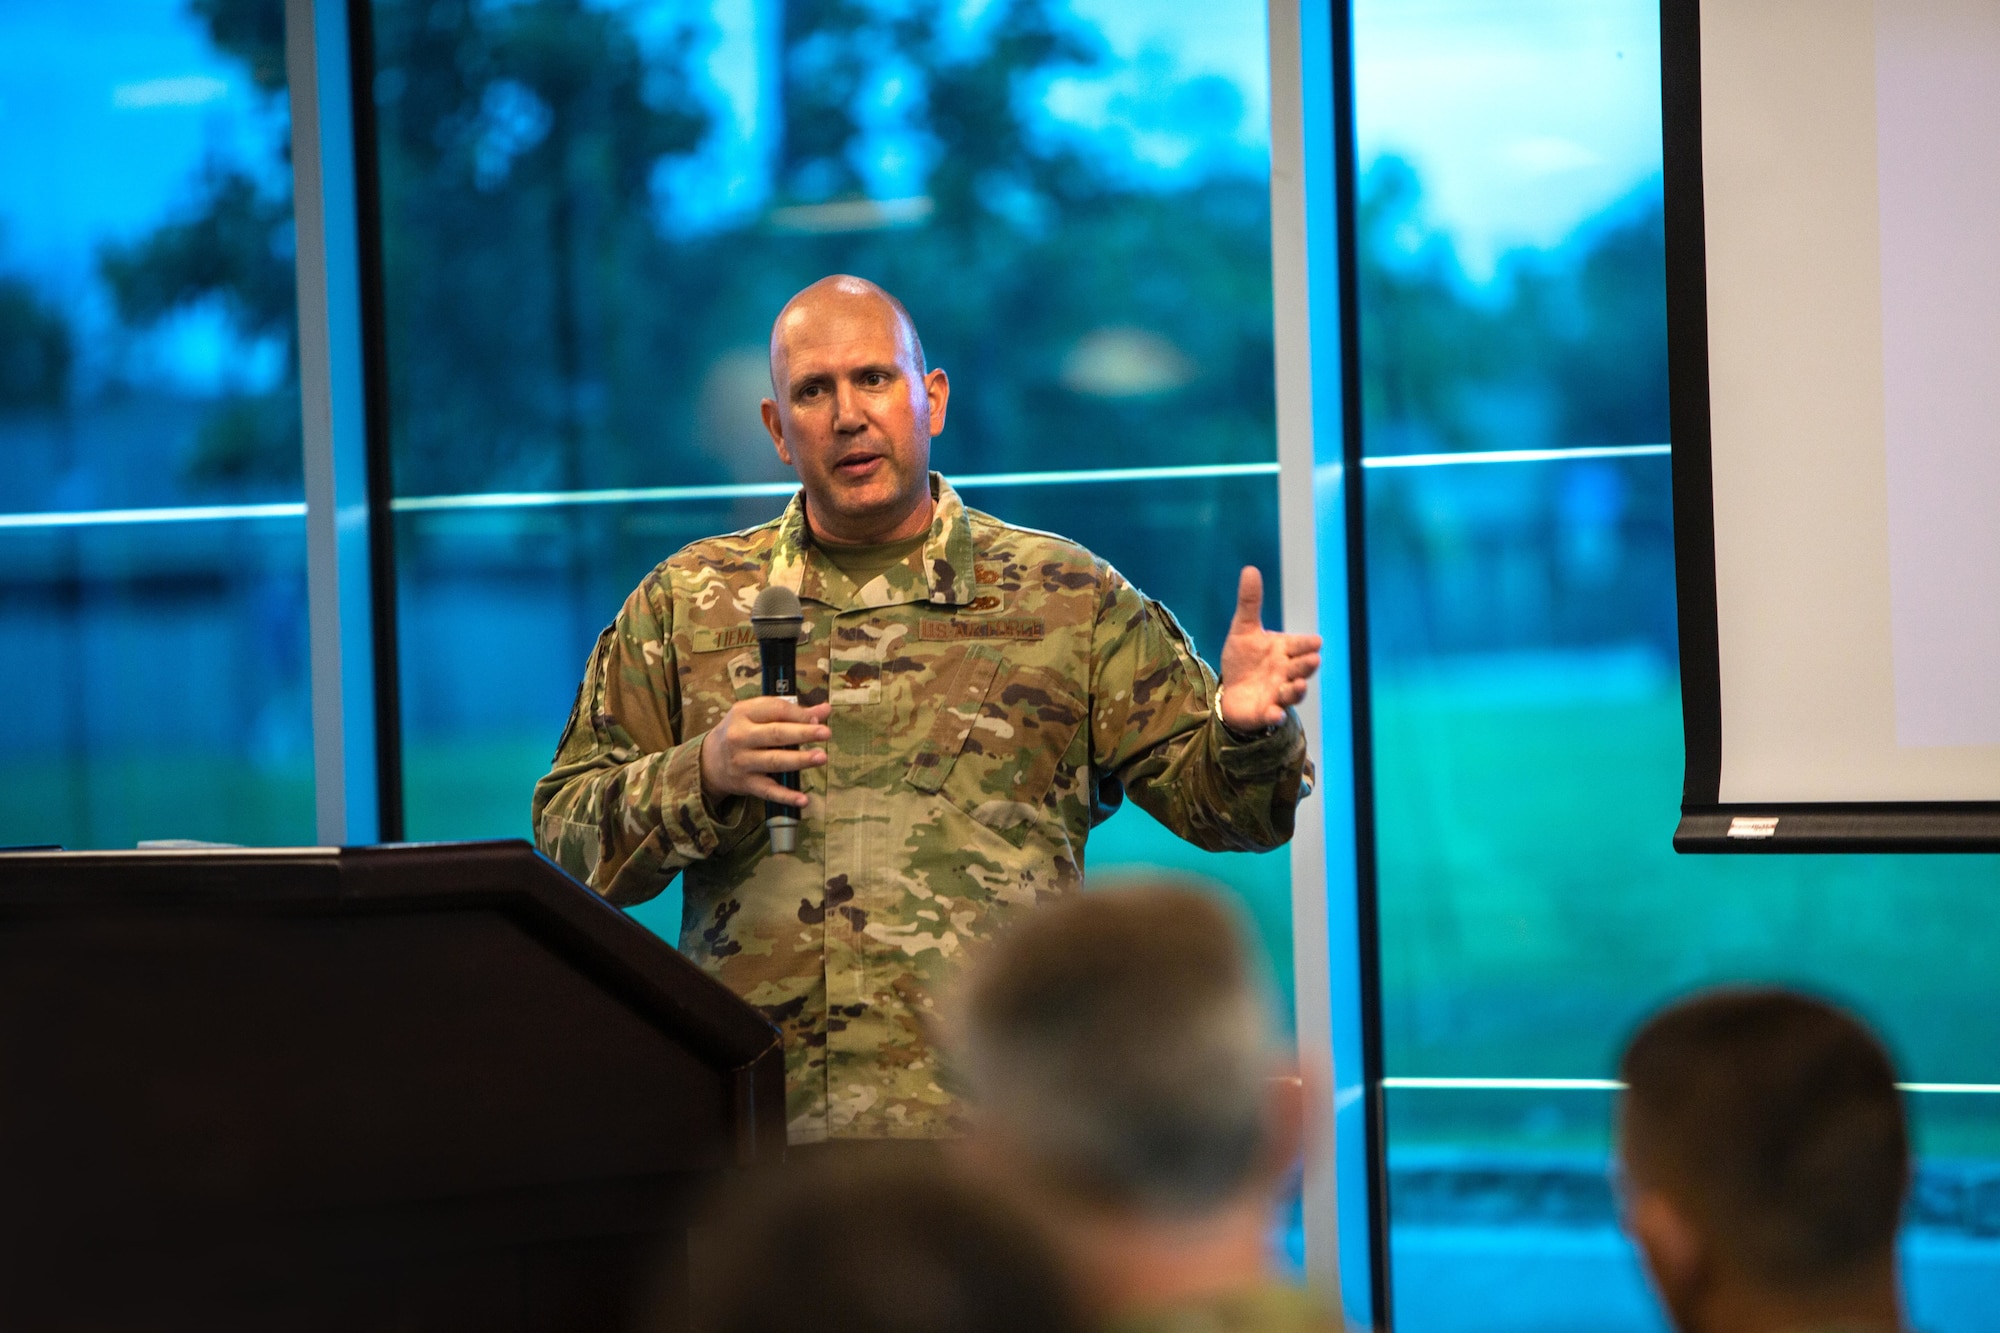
(0, 838, 779, 1070)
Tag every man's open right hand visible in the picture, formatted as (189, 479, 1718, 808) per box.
(698, 696, 831, 809)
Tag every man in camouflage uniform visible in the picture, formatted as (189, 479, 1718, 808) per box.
(534, 275, 1320, 1144)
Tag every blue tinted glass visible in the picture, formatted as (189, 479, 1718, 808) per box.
(1355, 2, 2000, 1330)
(368, 0, 1292, 1004)
(0, 0, 312, 849)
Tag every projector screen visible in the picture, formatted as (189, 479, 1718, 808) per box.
(1665, 0, 2000, 841)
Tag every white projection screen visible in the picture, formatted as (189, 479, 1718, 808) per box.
(1664, 0, 2000, 850)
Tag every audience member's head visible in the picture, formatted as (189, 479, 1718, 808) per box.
(951, 880, 1316, 1324)
(955, 879, 1286, 1215)
(1617, 987, 1909, 1333)
(687, 1154, 1086, 1333)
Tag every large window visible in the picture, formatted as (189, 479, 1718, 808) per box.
(0, 1, 311, 850)
(363, 0, 1296, 998)
(1353, 3, 2000, 1329)
(16, 4, 1988, 1316)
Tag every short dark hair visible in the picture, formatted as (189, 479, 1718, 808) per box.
(693, 1155, 1084, 1333)
(954, 881, 1276, 1216)
(1619, 987, 1909, 1287)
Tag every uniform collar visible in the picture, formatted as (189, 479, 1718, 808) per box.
(766, 472, 977, 610)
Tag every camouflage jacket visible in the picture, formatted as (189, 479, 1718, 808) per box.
(532, 474, 1311, 1142)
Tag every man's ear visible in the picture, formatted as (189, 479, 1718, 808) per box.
(761, 398, 794, 467)
(924, 367, 950, 437)
(1626, 1185, 1705, 1304)
(1260, 1065, 1308, 1185)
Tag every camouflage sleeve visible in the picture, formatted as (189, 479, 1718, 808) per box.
(530, 572, 761, 904)
(1088, 566, 1313, 853)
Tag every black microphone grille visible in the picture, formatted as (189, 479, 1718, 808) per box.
(751, 584, 804, 639)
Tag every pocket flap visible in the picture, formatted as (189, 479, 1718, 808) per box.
(904, 644, 1005, 794)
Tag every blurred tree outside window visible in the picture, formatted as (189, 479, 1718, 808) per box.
(0, 0, 312, 850)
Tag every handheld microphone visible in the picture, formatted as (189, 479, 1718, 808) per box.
(751, 585, 806, 855)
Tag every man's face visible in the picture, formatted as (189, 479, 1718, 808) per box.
(761, 294, 948, 545)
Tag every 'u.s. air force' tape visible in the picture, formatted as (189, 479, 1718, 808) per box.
(917, 618, 1044, 641)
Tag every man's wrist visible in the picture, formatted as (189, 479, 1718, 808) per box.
(1214, 684, 1280, 741)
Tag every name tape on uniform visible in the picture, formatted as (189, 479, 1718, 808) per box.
(918, 617, 1045, 641)
(690, 623, 814, 653)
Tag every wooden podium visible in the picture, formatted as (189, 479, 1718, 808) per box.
(0, 840, 785, 1332)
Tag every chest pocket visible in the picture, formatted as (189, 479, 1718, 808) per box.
(905, 643, 1086, 840)
(682, 622, 819, 722)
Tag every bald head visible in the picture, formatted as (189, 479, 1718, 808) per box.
(769, 275, 926, 391)
(758, 274, 949, 545)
